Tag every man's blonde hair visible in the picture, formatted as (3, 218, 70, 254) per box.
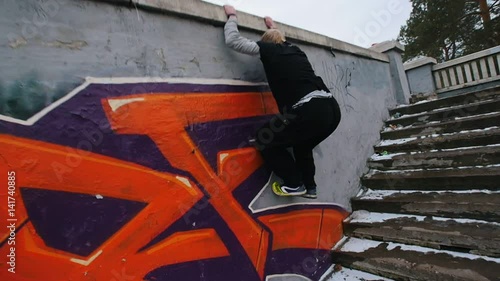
(261, 29, 286, 44)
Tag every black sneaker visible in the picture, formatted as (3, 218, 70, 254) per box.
(302, 187, 317, 199)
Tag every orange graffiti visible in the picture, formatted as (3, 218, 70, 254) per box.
(102, 92, 279, 279)
(0, 85, 347, 281)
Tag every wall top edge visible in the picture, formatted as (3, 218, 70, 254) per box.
(95, 0, 390, 63)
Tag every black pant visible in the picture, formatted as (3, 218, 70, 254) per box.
(255, 98, 341, 188)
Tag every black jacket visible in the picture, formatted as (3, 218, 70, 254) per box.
(257, 41, 330, 112)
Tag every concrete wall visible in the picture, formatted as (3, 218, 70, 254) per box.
(370, 41, 411, 104)
(0, 0, 398, 280)
(406, 65, 436, 95)
(404, 57, 437, 96)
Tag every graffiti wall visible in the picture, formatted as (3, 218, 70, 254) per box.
(0, 0, 401, 279)
(0, 0, 399, 209)
(0, 78, 348, 281)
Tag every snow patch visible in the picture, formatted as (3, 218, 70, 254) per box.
(370, 152, 406, 161)
(377, 137, 417, 147)
(390, 110, 429, 120)
(454, 111, 500, 121)
(367, 164, 500, 177)
(439, 126, 499, 136)
(358, 189, 500, 200)
(347, 211, 500, 226)
(340, 238, 381, 253)
(378, 126, 499, 147)
(385, 111, 500, 132)
(394, 99, 432, 108)
(437, 143, 500, 152)
(391, 98, 496, 119)
(340, 238, 500, 263)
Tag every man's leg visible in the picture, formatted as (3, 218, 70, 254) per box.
(259, 146, 302, 187)
(293, 144, 316, 188)
(293, 136, 326, 199)
(292, 98, 342, 198)
(255, 115, 302, 187)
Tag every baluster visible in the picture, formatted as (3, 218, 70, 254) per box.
(479, 58, 489, 79)
(434, 71, 443, 89)
(471, 61, 481, 81)
(464, 63, 473, 83)
(488, 56, 498, 76)
(441, 69, 450, 88)
(456, 65, 465, 85)
(448, 67, 457, 86)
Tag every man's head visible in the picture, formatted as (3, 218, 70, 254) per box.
(261, 29, 286, 44)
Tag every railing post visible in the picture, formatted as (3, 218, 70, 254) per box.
(403, 57, 437, 96)
(370, 41, 411, 105)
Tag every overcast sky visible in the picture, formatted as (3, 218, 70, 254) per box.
(204, 0, 413, 48)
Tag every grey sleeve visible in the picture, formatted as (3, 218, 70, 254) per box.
(224, 16, 260, 56)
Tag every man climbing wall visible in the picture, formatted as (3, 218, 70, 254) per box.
(223, 5, 342, 199)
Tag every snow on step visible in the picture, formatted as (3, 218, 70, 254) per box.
(453, 111, 500, 121)
(429, 143, 500, 152)
(376, 126, 500, 147)
(369, 152, 406, 161)
(377, 137, 417, 147)
(321, 267, 393, 281)
(389, 110, 430, 120)
(438, 126, 499, 136)
(357, 189, 500, 200)
(346, 210, 500, 226)
(365, 164, 500, 177)
(382, 111, 500, 133)
(369, 143, 500, 161)
(393, 99, 433, 108)
(338, 237, 500, 263)
(389, 98, 498, 121)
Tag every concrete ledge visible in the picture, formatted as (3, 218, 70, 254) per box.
(404, 57, 437, 71)
(369, 40, 405, 53)
(97, 0, 389, 63)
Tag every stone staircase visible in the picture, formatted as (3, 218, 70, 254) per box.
(328, 87, 500, 281)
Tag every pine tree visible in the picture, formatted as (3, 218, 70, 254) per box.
(399, 0, 500, 62)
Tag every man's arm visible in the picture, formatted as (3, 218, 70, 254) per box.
(223, 5, 260, 56)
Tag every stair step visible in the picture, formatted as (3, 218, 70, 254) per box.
(386, 99, 500, 128)
(369, 145, 500, 170)
(332, 237, 500, 281)
(375, 127, 500, 154)
(362, 166, 500, 190)
(389, 87, 500, 116)
(380, 111, 500, 140)
(351, 190, 500, 222)
(344, 211, 500, 258)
